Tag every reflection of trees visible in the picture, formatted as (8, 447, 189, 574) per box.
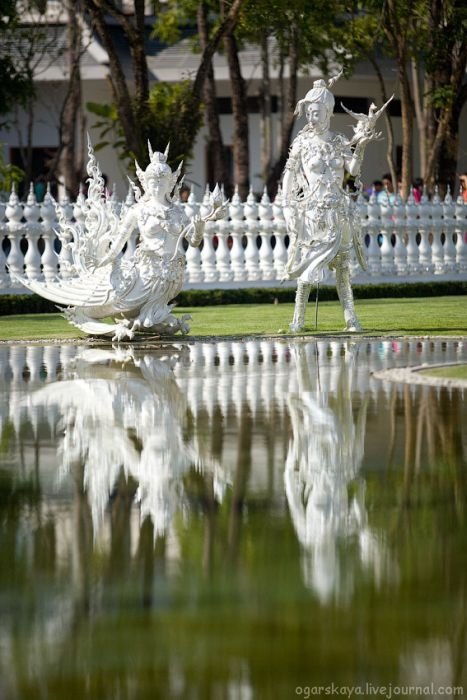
(367, 380, 467, 693)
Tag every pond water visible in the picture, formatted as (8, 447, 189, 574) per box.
(0, 339, 466, 699)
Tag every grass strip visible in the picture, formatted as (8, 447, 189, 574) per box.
(0, 296, 465, 341)
(419, 364, 467, 380)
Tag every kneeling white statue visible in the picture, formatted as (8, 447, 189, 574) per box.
(15, 139, 227, 341)
(282, 72, 392, 332)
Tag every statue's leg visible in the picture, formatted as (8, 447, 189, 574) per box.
(335, 253, 362, 332)
(290, 281, 312, 332)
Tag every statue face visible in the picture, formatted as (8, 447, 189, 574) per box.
(305, 102, 329, 132)
(145, 169, 172, 200)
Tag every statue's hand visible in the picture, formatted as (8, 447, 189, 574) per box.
(357, 129, 382, 147)
(203, 185, 229, 222)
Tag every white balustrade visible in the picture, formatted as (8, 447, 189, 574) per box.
(1, 184, 466, 293)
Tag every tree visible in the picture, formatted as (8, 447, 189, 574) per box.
(240, 0, 354, 196)
(153, 0, 231, 190)
(82, 0, 245, 171)
(47, 0, 88, 197)
(1, 1, 68, 190)
(0, 0, 34, 127)
(343, 0, 467, 195)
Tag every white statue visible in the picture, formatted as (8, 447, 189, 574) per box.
(282, 74, 391, 332)
(15, 139, 227, 341)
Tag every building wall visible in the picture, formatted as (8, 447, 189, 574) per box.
(1, 71, 466, 202)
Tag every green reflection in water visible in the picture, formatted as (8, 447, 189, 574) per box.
(0, 341, 465, 699)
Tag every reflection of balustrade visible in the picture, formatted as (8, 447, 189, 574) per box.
(1, 187, 466, 292)
(1, 338, 465, 412)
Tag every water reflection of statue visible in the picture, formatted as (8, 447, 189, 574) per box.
(282, 75, 391, 332)
(284, 343, 386, 601)
(15, 141, 227, 340)
(26, 347, 228, 539)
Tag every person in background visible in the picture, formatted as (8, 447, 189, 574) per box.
(369, 179, 383, 199)
(459, 173, 467, 203)
(377, 173, 395, 203)
(412, 177, 423, 203)
(34, 173, 47, 202)
(179, 184, 191, 202)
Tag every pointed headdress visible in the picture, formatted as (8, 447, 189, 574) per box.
(135, 142, 183, 190)
(294, 70, 343, 117)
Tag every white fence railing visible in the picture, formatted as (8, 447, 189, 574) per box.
(1, 185, 466, 293)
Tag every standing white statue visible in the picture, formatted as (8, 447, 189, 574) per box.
(282, 73, 392, 332)
(15, 139, 227, 340)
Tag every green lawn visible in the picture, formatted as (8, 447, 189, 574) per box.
(0, 296, 465, 341)
(420, 364, 467, 380)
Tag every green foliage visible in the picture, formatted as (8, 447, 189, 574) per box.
(0, 1, 35, 125)
(152, 0, 199, 45)
(86, 102, 129, 160)
(0, 147, 24, 199)
(145, 81, 203, 167)
(87, 80, 203, 172)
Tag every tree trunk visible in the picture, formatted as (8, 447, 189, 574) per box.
(414, 0, 467, 192)
(369, 53, 397, 188)
(398, 62, 414, 199)
(197, 1, 230, 191)
(59, 1, 84, 197)
(83, 0, 144, 161)
(260, 31, 273, 186)
(266, 28, 299, 197)
(383, 0, 413, 199)
(223, 17, 249, 199)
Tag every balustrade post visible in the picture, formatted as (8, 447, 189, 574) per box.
(229, 187, 247, 282)
(244, 187, 261, 281)
(442, 187, 457, 272)
(272, 187, 287, 279)
(365, 191, 381, 276)
(23, 184, 42, 280)
(454, 194, 467, 271)
(40, 190, 60, 281)
(57, 193, 74, 278)
(184, 191, 203, 283)
(392, 193, 407, 275)
(5, 187, 25, 282)
(215, 211, 234, 282)
(405, 189, 420, 274)
(0, 201, 9, 288)
(379, 194, 395, 274)
(258, 188, 275, 280)
(431, 187, 445, 274)
(200, 186, 219, 283)
(417, 187, 434, 274)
